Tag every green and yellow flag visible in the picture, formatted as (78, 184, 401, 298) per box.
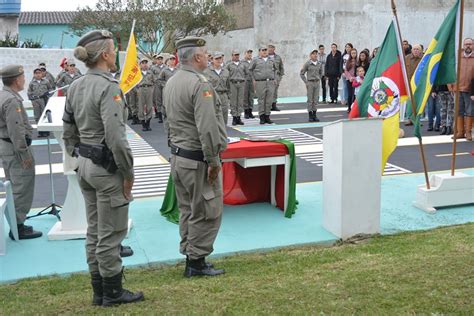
(119, 32, 142, 94)
(410, 0, 459, 138)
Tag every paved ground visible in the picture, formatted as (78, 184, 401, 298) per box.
(1, 100, 472, 210)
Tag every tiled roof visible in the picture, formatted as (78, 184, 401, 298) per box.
(19, 11, 77, 25)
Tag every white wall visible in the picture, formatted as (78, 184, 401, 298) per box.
(204, 0, 474, 97)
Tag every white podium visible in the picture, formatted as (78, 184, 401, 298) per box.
(322, 118, 383, 239)
(37, 97, 88, 240)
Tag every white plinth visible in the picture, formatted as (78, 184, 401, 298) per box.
(413, 172, 474, 213)
(48, 219, 133, 240)
(322, 118, 383, 239)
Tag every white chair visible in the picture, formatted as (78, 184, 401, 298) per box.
(1, 180, 19, 256)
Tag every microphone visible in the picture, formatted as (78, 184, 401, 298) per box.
(46, 109, 52, 123)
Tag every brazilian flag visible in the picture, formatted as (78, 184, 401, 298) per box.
(410, 0, 459, 138)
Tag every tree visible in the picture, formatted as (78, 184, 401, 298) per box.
(69, 0, 236, 57)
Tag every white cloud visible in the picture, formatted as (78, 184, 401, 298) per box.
(21, 0, 99, 12)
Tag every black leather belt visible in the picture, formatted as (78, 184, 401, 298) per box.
(230, 80, 245, 83)
(139, 84, 153, 87)
(255, 79, 274, 81)
(307, 79, 319, 82)
(170, 144, 205, 162)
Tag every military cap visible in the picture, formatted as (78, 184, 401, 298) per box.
(33, 67, 42, 73)
(0, 64, 24, 78)
(39, 65, 46, 70)
(77, 29, 113, 47)
(311, 49, 318, 54)
(39, 62, 46, 66)
(231, 49, 240, 55)
(212, 51, 224, 58)
(246, 48, 253, 53)
(176, 36, 206, 50)
(258, 45, 268, 51)
(169, 55, 176, 59)
(140, 58, 149, 63)
(68, 59, 76, 66)
(268, 44, 276, 48)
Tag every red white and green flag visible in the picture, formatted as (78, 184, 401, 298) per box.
(349, 19, 409, 172)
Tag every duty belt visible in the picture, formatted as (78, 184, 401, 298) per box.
(255, 79, 274, 81)
(1, 137, 32, 147)
(170, 144, 205, 162)
(230, 79, 245, 83)
(307, 79, 319, 82)
(139, 84, 153, 88)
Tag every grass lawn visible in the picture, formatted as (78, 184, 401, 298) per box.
(1, 223, 473, 315)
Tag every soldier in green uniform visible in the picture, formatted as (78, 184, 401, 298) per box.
(268, 44, 284, 111)
(226, 50, 248, 125)
(151, 54, 165, 122)
(56, 60, 82, 96)
(136, 59, 155, 131)
(157, 55, 177, 119)
(28, 68, 53, 137)
(242, 49, 255, 119)
(250, 45, 277, 124)
(163, 36, 228, 277)
(127, 87, 139, 125)
(63, 30, 144, 306)
(204, 52, 230, 126)
(300, 49, 323, 122)
(38, 62, 56, 89)
(0, 65, 42, 240)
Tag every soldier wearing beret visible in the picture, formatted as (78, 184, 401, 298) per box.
(28, 68, 53, 137)
(0, 65, 42, 240)
(136, 58, 154, 131)
(204, 51, 230, 126)
(62, 30, 144, 306)
(226, 50, 248, 126)
(163, 36, 227, 277)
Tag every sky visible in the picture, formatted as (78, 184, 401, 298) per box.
(21, 0, 100, 11)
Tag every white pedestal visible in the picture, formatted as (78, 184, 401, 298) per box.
(322, 118, 383, 239)
(413, 173, 474, 213)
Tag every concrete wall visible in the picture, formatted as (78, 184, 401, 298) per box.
(0, 48, 126, 99)
(205, 0, 474, 97)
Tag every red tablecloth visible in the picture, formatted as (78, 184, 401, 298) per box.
(221, 140, 288, 211)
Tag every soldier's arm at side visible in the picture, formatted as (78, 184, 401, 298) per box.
(27, 82, 34, 100)
(280, 56, 285, 76)
(300, 63, 308, 83)
(100, 84, 134, 181)
(4, 99, 32, 162)
(194, 83, 226, 167)
(62, 96, 80, 156)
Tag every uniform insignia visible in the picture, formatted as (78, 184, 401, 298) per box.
(113, 94, 122, 102)
(196, 39, 205, 46)
(197, 74, 208, 83)
(16, 107, 22, 113)
(203, 90, 213, 98)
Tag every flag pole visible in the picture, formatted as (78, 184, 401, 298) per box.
(451, 0, 464, 176)
(119, 19, 137, 84)
(391, 0, 431, 189)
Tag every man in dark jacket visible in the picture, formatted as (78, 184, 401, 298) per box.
(325, 43, 342, 104)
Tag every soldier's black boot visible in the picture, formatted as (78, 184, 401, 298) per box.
(132, 115, 140, 125)
(102, 272, 144, 307)
(237, 116, 244, 125)
(259, 114, 265, 124)
(308, 112, 314, 122)
(440, 126, 447, 135)
(186, 256, 214, 269)
(9, 224, 42, 240)
(248, 109, 255, 118)
(271, 102, 281, 111)
(184, 257, 225, 278)
(120, 244, 134, 257)
(90, 272, 103, 306)
(141, 120, 147, 131)
(232, 116, 238, 126)
(265, 115, 274, 124)
(146, 119, 152, 131)
(313, 111, 320, 122)
(244, 109, 250, 119)
(157, 112, 163, 123)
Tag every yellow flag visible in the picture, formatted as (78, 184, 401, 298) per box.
(119, 33, 142, 94)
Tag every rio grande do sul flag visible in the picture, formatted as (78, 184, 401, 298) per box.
(410, 0, 459, 138)
(119, 32, 142, 95)
(349, 19, 408, 173)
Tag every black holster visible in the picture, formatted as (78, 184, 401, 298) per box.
(78, 142, 118, 173)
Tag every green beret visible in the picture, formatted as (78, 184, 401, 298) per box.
(176, 36, 206, 50)
(0, 64, 24, 78)
(77, 30, 113, 47)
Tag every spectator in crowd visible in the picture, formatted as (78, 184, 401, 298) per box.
(317, 44, 328, 103)
(352, 66, 365, 98)
(426, 89, 441, 132)
(435, 84, 455, 135)
(325, 43, 342, 104)
(357, 50, 371, 73)
(344, 48, 358, 112)
(341, 43, 353, 106)
(370, 47, 379, 60)
(404, 43, 424, 126)
(402, 40, 412, 56)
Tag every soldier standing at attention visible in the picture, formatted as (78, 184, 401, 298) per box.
(137, 58, 155, 131)
(56, 60, 82, 96)
(127, 86, 139, 125)
(226, 50, 248, 125)
(300, 49, 323, 122)
(204, 52, 230, 126)
(268, 44, 284, 111)
(38, 62, 56, 89)
(242, 49, 255, 119)
(27, 68, 53, 137)
(0, 65, 42, 240)
(250, 45, 277, 124)
(151, 54, 165, 123)
(63, 30, 144, 306)
(163, 36, 227, 277)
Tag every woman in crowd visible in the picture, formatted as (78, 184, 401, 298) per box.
(341, 43, 353, 106)
(344, 48, 358, 112)
(357, 50, 371, 73)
